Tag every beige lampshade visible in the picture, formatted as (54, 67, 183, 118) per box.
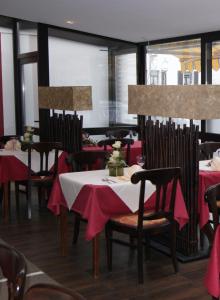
(128, 85, 220, 120)
(38, 86, 92, 111)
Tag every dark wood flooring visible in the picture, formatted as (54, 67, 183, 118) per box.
(0, 188, 211, 300)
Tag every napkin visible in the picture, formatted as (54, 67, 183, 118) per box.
(211, 157, 220, 171)
(123, 164, 143, 179)
(4, 139, 21, 151)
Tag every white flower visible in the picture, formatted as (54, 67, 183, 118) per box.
(112, 141, 121, 149)
(24, 132, 30, 138)
(109, 157, 116, 163)
(112, 150, 120, 158)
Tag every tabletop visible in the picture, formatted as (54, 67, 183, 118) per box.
(59, 168, 155, 212)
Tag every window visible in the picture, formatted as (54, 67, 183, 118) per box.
(146, 39, 201, 127)
(115, 52, 137, 124)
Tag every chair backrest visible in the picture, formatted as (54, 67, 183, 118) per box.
(199, 142, 220, 160)
(67, 150, 108, 172)
(22, 142, 62, 179)
(105, 129, 130, 139)
(97, 138, 134, 166)
(24, 283, 85, 300)
(0, 242, 26, 300)
(205, 183, 220, 231)
(131, 167, 181, 231)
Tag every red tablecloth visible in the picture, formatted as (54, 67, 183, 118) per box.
(0, 141, 142, 183)
(198, 170, 220, 229)
(48, 178, 188, 240)
(0, 151, 69, 183)
(84, 140, 142, 166)
(204, 225, 220, 298)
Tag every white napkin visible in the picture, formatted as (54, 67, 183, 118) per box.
(123, 164, 143, 179)
(4, 139, 21, 151)
(211, 157, 220, 171)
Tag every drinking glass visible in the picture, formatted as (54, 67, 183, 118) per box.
(136, 155, 145, 167)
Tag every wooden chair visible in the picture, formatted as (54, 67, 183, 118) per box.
(105, 129, 130, 139)
(15, 142, 62, 219)
(105, 167, 181, 284)
(199, 142, 220, 160)
(66, 150, 108, 244)
(204, 183, 220, 241)
(24, 283, 85, 300)
(97, 138, 134, 166)
(0, 241, 27, 300)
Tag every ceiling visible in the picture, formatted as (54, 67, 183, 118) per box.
(1, 0, 220, 43)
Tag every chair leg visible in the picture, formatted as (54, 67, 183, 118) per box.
(105, 224, 112, 271)
(137, 234, 144, 284)
(15, 182, 20, 212)
(144, 234, 151, 261)
(170, 222, 178, 273)
(72, 213, 81, 244)
(27, 183, 32, 219)
(38, 187, 42, 209)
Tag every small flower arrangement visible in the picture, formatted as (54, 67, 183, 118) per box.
(107, 141, 126, 176)
(23, 126, 34, 143)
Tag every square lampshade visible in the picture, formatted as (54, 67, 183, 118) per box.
(38, 86, 92, 111)
(128, 85, 220, 120)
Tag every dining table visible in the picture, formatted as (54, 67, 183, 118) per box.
(0, 149, 67, 221)
(48, 167, 189, 278)
(0, 140, 142, 222)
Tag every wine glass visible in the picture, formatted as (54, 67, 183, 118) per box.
(136, 155, 145, 167)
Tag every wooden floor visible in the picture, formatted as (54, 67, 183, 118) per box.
(0, 188, 211, 300)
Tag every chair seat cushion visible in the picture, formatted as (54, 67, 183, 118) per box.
(217, 201, 220, 208)
(111, 210, 169, 229)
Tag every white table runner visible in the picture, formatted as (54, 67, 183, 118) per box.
(59, 169, 156, 212)
(0, 149, 60, 173)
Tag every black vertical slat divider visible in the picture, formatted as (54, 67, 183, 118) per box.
(142, 118, 199, 256)
(43, 111, 83, 154)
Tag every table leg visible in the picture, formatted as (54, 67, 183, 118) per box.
(60, 206, 68, 256)
(201, 222, 214, 245)
(2, 182, 9, 222)
(92, 233, 100, 278)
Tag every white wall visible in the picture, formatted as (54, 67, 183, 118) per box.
(1, 27, 16, 134)
(49, 37, 109, 128)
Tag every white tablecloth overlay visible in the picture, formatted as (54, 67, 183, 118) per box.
(0, 149, 60, 173)
(199, 160, 216, 172)
(59, 169, 156, 212)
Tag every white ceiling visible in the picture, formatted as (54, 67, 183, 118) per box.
(1, 0, 220, 43)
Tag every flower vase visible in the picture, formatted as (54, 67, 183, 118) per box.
(108, 163, 124, 177)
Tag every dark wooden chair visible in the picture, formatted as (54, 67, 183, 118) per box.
(0, 241, 27, 300)
(15, 142, 62, 219)
(204, 183, 220, 241)
(23, 283, 85, 300)
(105, 129, 130, 139)
(199, 142, 220, 160)
(66, 150, 108, 244)
(105, 167, 181, 284)
(97, 138, 134, 166)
